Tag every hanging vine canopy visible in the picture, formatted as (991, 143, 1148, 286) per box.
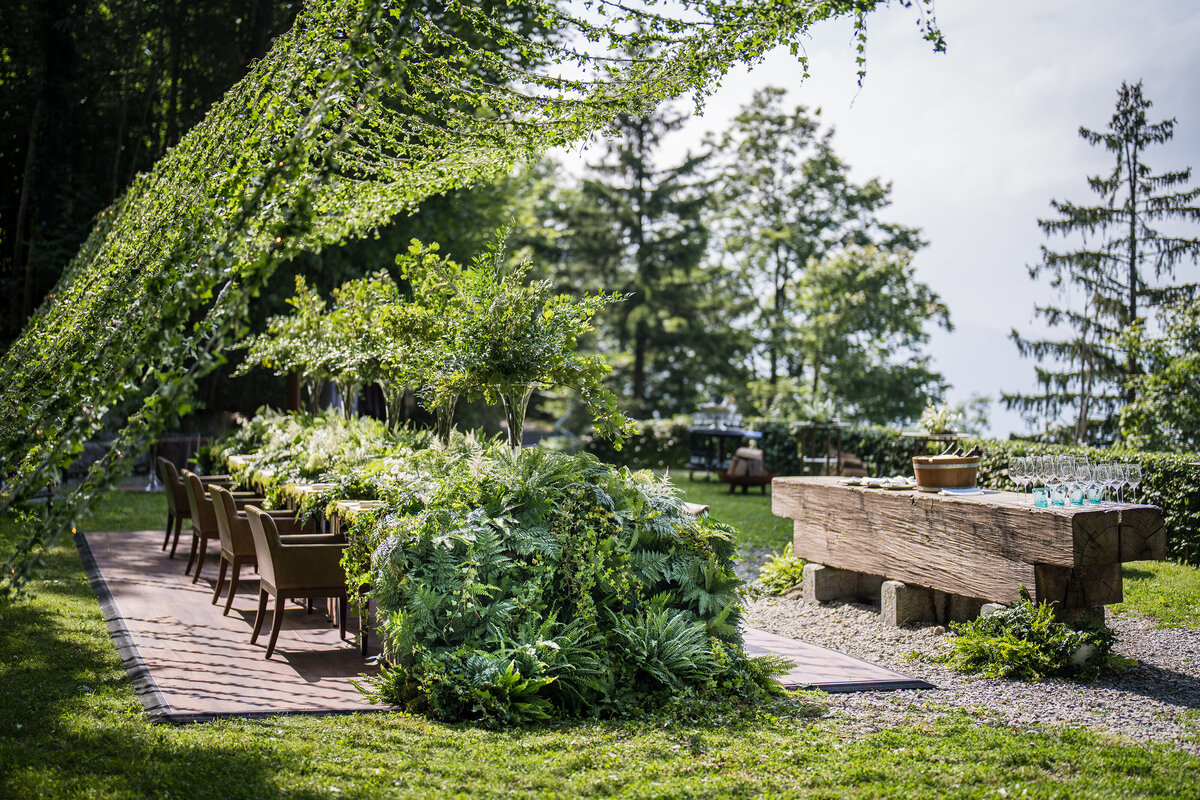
(0, 0, 943, 598)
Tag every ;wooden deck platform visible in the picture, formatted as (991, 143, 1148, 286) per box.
(78, 528, 931, 722)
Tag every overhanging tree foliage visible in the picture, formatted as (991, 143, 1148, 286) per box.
(0, 0, 945, 600)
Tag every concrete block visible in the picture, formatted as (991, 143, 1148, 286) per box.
(1055, 605, 1106, 626)
(802, 563, 883, 604)
(881, 579, 936, 627)
(803, 563, 851, 603)
(949, 594, 987, 622)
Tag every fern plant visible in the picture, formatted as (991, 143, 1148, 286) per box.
(756, 543, 807, 596)
(934, 587, 1119, 681)
(356, 439, 782, 722)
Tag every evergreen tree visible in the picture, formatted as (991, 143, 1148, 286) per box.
(710, 88, 924, 386)
(1006, 81, 1200, 443)
(550, 107, 751, 417)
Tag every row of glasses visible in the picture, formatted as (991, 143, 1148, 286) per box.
(1010, 456, 1143, 506)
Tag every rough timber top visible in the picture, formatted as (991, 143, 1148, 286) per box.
(771, 476, 1166, 606)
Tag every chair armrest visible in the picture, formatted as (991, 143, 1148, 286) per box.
(232, 496, 270, 509)
(280, 534, 343, 545)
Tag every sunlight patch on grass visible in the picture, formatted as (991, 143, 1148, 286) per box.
(1114, 560, 1200, 628)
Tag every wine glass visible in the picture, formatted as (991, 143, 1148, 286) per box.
(1009, 456, 1024, 500)
(1057, 455, 1077, 504)
(1044, 455, 1061, 504)
(1034, 455, 1051, 505)
(1126, 462, 1143, 504)
(1096, 462, 1115, 504)
(1075, 460, 1095, 505)
(1015, 456, 1031, 501)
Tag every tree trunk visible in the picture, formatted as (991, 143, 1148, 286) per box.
(15, 96, 43, 322)
(164, 0, 186, 151)
(1124, 137, 1140, 405)
(631, 326, 647, 408)
(436, 396, 458, 445)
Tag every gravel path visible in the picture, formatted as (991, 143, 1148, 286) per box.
(745, 593, 1200, 754)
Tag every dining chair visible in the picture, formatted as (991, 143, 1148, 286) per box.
(156, 457, 239, 558)
(245, 506, 349, 659)
(209, 485, 333, 616)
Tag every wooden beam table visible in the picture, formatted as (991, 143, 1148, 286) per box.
(772, 476, 1166, 622)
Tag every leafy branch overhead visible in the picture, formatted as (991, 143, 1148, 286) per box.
(0, 0, 945, 598)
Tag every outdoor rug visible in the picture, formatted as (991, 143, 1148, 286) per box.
(78, 528, 931, 723)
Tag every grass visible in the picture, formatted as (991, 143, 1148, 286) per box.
(2, 489, 1200, 798)
(671, 471, 792, 551)
(1115, 560, 1200, 628)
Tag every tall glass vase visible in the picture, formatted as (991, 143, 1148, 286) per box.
(436, 395, 458, 445)
(501, 386, 534, 456)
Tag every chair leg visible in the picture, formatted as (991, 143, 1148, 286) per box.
(223, 558, 245, 616)
(162, 512, 174, 551)
(265, 594, 287, 659)
(212, 556, 229, 604)
(251, 588, 269, 644)
(168, 516, 184, 559)
(184, 532, 199, 575)
(192, 535, 212, 584)
(338, 596, 347, 640)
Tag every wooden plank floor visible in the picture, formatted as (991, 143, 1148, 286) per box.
(741, 627, 933, 692)
(78, 528, 386, 722)
(78, 528, 930, 723)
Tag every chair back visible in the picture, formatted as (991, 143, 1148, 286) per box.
(210, 485, 255, 558)
(156, 457, 189, 516)
(245, 507, 282, 588)
(181, 470, 217, 532)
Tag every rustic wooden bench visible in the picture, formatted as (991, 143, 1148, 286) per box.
(771, 476, 1167, 624)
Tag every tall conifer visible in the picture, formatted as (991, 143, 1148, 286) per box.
(1006, 81, 1200, 443)
(553, 107, 750, 417)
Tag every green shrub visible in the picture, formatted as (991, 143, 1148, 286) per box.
(357, 438, 784, 724)
(756, 543, 807, 596)
(583, 418, 691, 469)
(934, 589, 1119, 681)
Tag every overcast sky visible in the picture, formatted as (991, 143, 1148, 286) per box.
(559, 0, 1200, 437)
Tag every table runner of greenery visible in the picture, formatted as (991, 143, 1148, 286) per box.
(207, 409, 784, 724)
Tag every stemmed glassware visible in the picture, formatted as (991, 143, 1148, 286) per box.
(1114, 463, 1129, 503)
(1033, 455, 1051, 506)
(1057, 455, 1077, 505)
(1074, 460, 1094, 505)
(1010, 456, 1028, 501)
(1096, 462, 1115, 504)
(1126, 462, 1143, 504)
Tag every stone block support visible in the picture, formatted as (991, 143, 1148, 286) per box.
(881, 580, 935, 627)
(802, 563, 883, 604)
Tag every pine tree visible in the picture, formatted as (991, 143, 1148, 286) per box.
(1006, 81, 1200, 443)
(551, 107, 751, 417)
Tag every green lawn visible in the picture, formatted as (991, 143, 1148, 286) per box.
(1116, 560, 1200, 628)
(2, 490, 1199, 798)
(672, 472, 792, 551)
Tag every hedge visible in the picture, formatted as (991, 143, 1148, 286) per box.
(582, 419, 1200, 566)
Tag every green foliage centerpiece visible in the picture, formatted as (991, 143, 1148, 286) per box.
(356, 437, 778, 724)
